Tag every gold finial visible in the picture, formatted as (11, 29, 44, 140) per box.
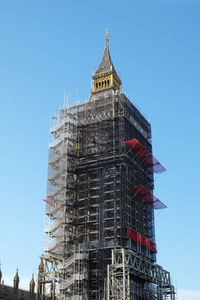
(105, 28, 109, 47)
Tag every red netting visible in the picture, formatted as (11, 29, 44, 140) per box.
(129, 185, 167, 209)
(123, 138, 166, 173)
(42, 199, 55, 207)
(127, 227, 157, 253)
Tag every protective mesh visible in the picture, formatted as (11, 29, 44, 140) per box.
(129, 185, 167, 209)
(123, 138, 166, 173)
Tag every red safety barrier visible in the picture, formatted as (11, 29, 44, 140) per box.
(127, 227, 157, 253)
(42, 199, 55, 207)
(123, 138, 166, 174)
(129, 185, 167, 209)
(149, 240, 157, 253)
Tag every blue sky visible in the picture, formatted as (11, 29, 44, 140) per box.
(0, 1, 200, 299)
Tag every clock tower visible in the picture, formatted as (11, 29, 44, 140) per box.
(38, 30, 176, 300)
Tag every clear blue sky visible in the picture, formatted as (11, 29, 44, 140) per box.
(0, 1, 199, 299)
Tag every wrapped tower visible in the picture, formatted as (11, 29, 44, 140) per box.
(37, 31, 175, 300)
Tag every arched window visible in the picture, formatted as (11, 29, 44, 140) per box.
(107, 80, 110, 87)
(96, 83, 98, 89)
(105, 80, 106, 87)
(102, 81, 104, 88)
(99, 82, 101, 88)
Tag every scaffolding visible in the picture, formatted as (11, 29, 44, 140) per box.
(107, 248, 175, 300)
(38, 89, 175, 300)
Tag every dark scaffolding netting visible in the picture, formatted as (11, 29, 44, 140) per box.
(123, 138, 166, 173)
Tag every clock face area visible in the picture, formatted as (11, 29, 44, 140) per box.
(78, 125, 113, 157)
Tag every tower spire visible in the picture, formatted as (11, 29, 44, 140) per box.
(13, 268, 19, 290)
(91, 30, 121, 94)
(105, 27, 109, 48)
(29, 274, 35, 294)
(0, 263, 2, 285)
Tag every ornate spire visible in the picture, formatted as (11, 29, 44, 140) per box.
(0, 263, 2, 285)
(13, 268, 19, 289)
(91, 29, 121, 94)
(105, 27, 109, 48)
(29, 274, 35, 294)
(38, 258, 44, 273)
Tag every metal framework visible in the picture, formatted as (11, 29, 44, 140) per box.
(37, 255, 59, 299)
(37, 89, 175, 300)
(107, 248, 175, 300)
